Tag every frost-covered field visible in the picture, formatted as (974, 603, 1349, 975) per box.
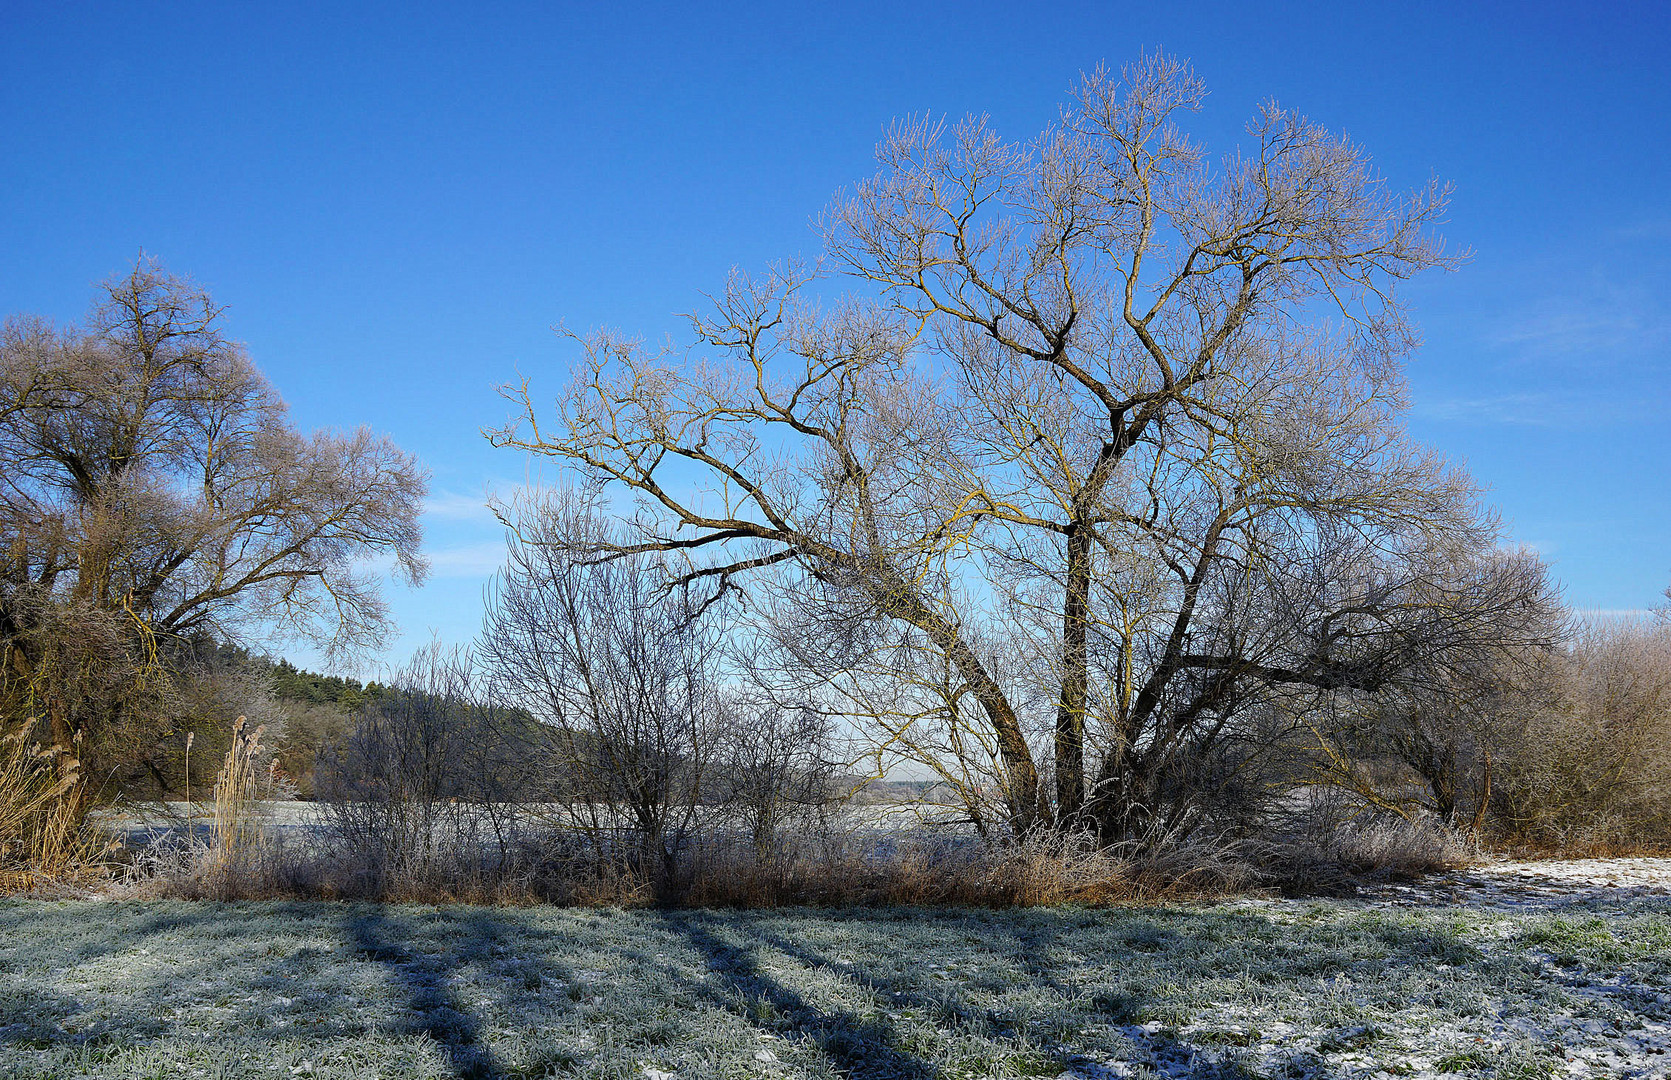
(1, 885, 1668, 1079)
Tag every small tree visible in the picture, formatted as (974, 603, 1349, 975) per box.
(480, 489, 727, 898)
(317, 646, 503, 888)
(714, 699, 837, 868)
(1297, 547, 1560, 829)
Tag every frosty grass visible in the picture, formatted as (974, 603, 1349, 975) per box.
(1, 888, 1667, 1079)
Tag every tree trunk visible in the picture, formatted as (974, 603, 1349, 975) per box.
(1054, 525, 1092, 829)
(1468, 747, 1492, 836)
(874, 571, 1043, 835)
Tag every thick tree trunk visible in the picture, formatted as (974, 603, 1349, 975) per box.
(948, 634, 1043, 835)
(1090, 755, 1157, 845)
(1054, 525, 1092, 828)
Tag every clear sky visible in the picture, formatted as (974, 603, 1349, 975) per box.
(4, 1, 1668, 672)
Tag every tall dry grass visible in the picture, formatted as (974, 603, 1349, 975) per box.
(121, 716, 296, 900)
(0, 720, 96, 891)
(128, 816, 1289, 908)
(211, 716, 267, 863)
(1269, 812, 1477, 896)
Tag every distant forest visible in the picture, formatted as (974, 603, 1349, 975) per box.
(268, 659, 385, 710)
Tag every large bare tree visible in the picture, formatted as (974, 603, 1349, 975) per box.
(0, 260, 428, 816)
(493, 56, 1549, 841)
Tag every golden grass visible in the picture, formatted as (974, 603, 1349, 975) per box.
(0, 719, 98, 891)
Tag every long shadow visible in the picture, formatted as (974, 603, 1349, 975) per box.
(742, 916, 993, 1032)
(0, 903, 237, 1052)
(0, 904, 529, 1060)
(667, 912, 941, 1080)
(737, 909, 1262, 1080)
(995, 913, 1081, 998)
(345, 907, 502, 1080)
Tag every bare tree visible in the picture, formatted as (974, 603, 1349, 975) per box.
(492, 56, 1547, 842)
(480, 488, 727, 898)
(1298, 547, 1561, 829)
(0, 259, 428, 821)
(712, 696, 837, 867)
(740, 570, 1037, 837)
(317, 644, 519, 887)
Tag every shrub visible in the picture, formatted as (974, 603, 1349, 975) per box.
(1492, 616, 1671, 851)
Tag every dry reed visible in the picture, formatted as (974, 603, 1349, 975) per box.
(0, 719, 96, 891)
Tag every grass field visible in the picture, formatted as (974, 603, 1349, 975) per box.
(2, 897, 1668, 1079)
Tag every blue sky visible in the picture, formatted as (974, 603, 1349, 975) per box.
(4, 1, 1668, 671)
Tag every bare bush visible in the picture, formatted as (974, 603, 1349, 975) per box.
(1277, 814, 1475, 896)
(1492, 616, 1671, 851)
(314, 645, 541, 895)
(711, 700, 840, 869)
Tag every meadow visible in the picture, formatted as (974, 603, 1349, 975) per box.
(2, 894, 1668, 1080)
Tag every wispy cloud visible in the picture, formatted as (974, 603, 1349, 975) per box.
(423, 490, 500, 522)
(1416, 388, 1664, 426)
(422, 478, 532, 522)
(1416, 392, 1561, 425)
(425, 541, 507, 579)
(1489, 308, 1656, 357)
(423, 491, 489, 520)
(1483, 273, 1669, 365)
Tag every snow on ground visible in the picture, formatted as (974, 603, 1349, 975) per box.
(2, 876, 1669, 1079)
(1356, 857, 1671, 910)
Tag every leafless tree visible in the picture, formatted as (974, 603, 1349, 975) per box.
(492, 55, 1550, 843)
(0, 259, 428, 822)
(1298, 547, 1561, 829)
(712, 696, 838, 867)
(479, 488, 727, 897)
(317, 644, 531, 887)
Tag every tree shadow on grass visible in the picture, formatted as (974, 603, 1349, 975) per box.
(665, 912, 942, 1080)
(722, 909, 1271, 1080)
(345, 906, 503, 1080)
(0, 903, 242, 1053)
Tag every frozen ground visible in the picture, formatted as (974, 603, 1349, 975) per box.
(1355, 857, 1671, 910)
(2, 864, 1670, 1080)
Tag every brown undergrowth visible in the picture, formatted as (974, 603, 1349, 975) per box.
(120, 831, 1269, 908)
(116, 818, 1447, 908)
(34, 718, 1481, 905)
